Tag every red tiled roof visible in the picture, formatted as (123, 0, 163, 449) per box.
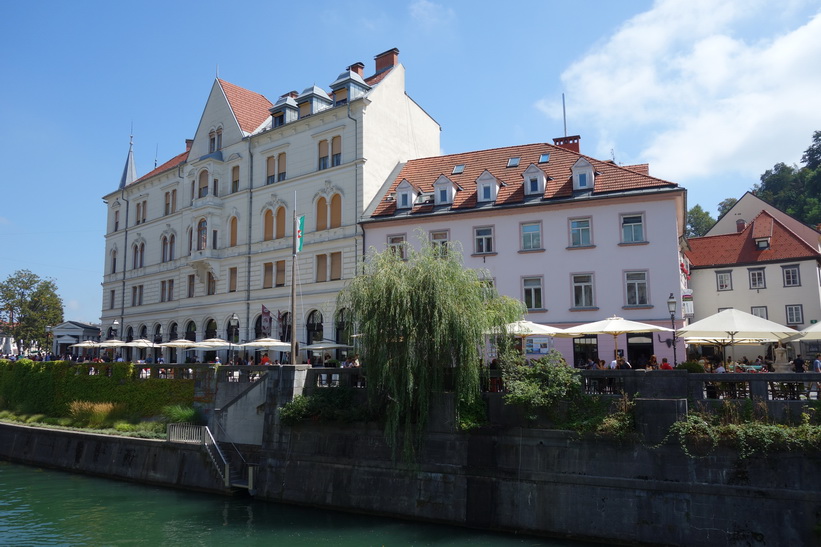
(365, 66, 394, 86)
(371, 143, 676, 217)
(686, 210, 820, 267)
(218, 79, 273, 134)
(133, 150, 189, 184)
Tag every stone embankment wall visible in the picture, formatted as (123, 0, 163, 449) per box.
(0, 422, 225, 494)
(252, 402, 820, 546)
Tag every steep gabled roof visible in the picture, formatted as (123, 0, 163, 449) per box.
(218, 79, 273, 134)
(370, 142, 676, 217)
(686, 210, 820, 268)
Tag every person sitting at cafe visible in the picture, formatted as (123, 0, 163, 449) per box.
(660, 358, 673, 370)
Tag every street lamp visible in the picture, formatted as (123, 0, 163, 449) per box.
(667, 293, 678, 367)
(229, 313, 239, 365)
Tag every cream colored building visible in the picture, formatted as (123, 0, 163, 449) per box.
(101, 49, 440, 362)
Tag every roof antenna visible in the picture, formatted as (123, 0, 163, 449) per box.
(562, 93, 567, 137)
(611, 148, 616, 163)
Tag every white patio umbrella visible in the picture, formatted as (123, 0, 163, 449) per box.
(98, 339, 127, 348)
(795, 321, 821, 341)
(560, 316, 672, 360)
(302, 342, 353, 351)
(192, 338, 232, 349)
(678, 308, 798, 363)
(123, 339, 160, 348)
(241, 338, 291, 351)
(502, 320, 566, 337)
(70, 340, 101, 348)
(160, 338, 199, 348)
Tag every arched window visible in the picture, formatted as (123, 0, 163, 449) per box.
(205, 319, 217, 339)
(263, 209, 274, 241)
(185, 321, 197, 342)
(126, 326, 134, 343)
(153, 324, 163, 344)
(229, 217, 238, 247)
(132, 244, 139, 269)
(169, 234, 175, 260)
(139, 325, 148, 340)
(139, 243, 145, 268)
(169, 322, 178, 341)
(275, 206, 286, 239)
(198, 170, 209, 198)
(187, 228, 193, 255)
(330, 194, 342, 228)
(254, 315, 264, 340)
(307, 310, 324, 345)
(335, 308, 351, 346)
(279, 312, 292, 342)
(111, 250, 117, 274)
(161, 237, 169, 263)
(316, 197, 327, 231)
(197, 219, 207, 251)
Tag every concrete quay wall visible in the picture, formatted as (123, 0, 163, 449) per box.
(254, 423, 821, 546)
(0, 422, 226, 494)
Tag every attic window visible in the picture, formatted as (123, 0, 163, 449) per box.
(398, 191, 411, 209)
(755, 239, 770, 250)
(539, 153, 550, 163)
(507, 157, 520, 168)
(452, 164, 465, 175)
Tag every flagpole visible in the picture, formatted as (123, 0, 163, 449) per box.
(290, 198, 298, 364)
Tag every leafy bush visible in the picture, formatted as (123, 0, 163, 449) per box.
(502, 350, 582, 420)
(675, 361, 705, 373)
(279, 388, 369, 426)
(161, 404, 203, 425)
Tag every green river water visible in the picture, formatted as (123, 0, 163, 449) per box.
(0, 460, 598, 546)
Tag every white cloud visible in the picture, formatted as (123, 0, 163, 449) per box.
(537, 0, 821, 190)
(409, 0, 455, 30)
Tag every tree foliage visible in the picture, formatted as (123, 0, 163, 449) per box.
(685, 204, 715, 237)
(337, 236, 525, 461)
(716, 197, 737, 218)
(0, 270, 63, 353)
(753, 131, 821, 227)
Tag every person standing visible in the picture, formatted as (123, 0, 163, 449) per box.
(810, 354, 821, 399)
(793, 355, 805, 373)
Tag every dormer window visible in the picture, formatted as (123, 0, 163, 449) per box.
(452, 164, 465, 175)
(395, 179, 416, 209)
(571, 158, 595, 191)
(475, 170, 501, 203)
(755, 238, 770, 250)
(273, 113, 284, 127)
(507, 157, 520, 168)
(522, 164, 546, 196)
(399, 192, 410, 208)
(433, 175, 457, 206)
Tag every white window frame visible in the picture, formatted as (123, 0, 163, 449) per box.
(522, 277, 543, 311)
(716, 270, 733, 291)
(621, 214, 645, 243)
(625, 271, 649, 306)
(748, 268, 766, 289)
(570, 218, 592, 247)
(751, 306, 768, 319)
(782, 265, 800, 287)
(388, 234, 407, 259)
(430, 230, 449, 256)
(572, 273, 595, 308)
(521, 222, 542, 251)
(785, 304, 803, 325)
(474, 226, 494, 254)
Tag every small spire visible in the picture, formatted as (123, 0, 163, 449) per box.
(119, 135, 137, 190)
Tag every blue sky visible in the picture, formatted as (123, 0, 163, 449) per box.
(1, 0, 820, 324)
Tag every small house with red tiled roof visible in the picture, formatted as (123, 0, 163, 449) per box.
(100, 48, 440, 368)
(362, 137, 688, 367)
(686, 207, 821, 358)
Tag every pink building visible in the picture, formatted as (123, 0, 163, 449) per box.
(362, 137, 687, 367)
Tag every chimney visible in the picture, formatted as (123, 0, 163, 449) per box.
(374, 48, 399, 74)
(185, 139, 194, 151)
(736, 219, 747, 232)
(347, 62, 365, 77)
(281, 90, 299, 99)
(553, 135, 581, 153)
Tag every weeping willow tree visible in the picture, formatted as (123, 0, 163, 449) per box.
(337, 236, 524, 461)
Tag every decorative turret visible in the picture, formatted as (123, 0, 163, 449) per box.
(329, 69, 371, 106)
(296, 85, 332, 118)
(119, 136, 137, 190)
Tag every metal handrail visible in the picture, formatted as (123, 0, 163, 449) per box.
(202, 426, 230, 486)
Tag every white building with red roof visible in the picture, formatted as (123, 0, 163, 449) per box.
(686, 197, 821, 360)
(362, 137, 688, 367)
(100, 48, 440, 363)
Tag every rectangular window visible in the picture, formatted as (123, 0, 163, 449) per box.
(318, 140, 329, 170)
(165, 192, 172, 215)
(263, 262, 273, 289)
(316, 254, 328, 282)
(160, 280, 167, 302)
(399, 192, 410, 208)
(109, 289, 115, 310)
(212, 179, 219, 198)
(207, 273, 216, 295)
(330, 252, 342, 280)
(114, 210, 120, 231)
(748, 268, 766, 289)
(481, 185, 492, 201)
(528, 177, 539, 194)
(716, 271, 733, 291)
(782, 265, 800, 287)
(621, 215, 644, 243)
(538, 153, 550, 163)
(266, 156, 276, 185)
(277, 153, 287, 181)
(578, 173, 588, 188)
(231, 166, 240, 193)
(570, 218, 591, 247)
(212, 230, 218, 250)
(507, 157, 520, 167)
(439, 188, 448, 204)
(751, 306, 768, 319)
(167, 279, 174, 301)
(431, 231, 449, 257)
(625, 271, 648, 306)
(786, 304, 803, 325)
(131, 286, 137, 306)
(275, 260, 286, 287)
(229, 267, 237, 293)
(131, 285, 143, 307)
(523, 277, 543, 310)
(135, 203, 141, 225)
(187, 275, 195, 298)
(474, 226, 494, 254)
(572, 274, 594, 308)
(388, 235, 407, 259)
(521, 222, 541, 250)
(331, 136, 341, 166)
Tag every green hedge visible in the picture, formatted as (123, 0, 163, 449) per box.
(0, 360, 194, 418)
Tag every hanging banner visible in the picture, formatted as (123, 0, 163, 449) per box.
(261, 305, 272, 337)
(296, 215, 305, 253)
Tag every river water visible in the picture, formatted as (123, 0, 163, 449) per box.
(0, 461, 597, 546)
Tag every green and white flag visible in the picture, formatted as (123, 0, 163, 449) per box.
(296, 215, 305, 253)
